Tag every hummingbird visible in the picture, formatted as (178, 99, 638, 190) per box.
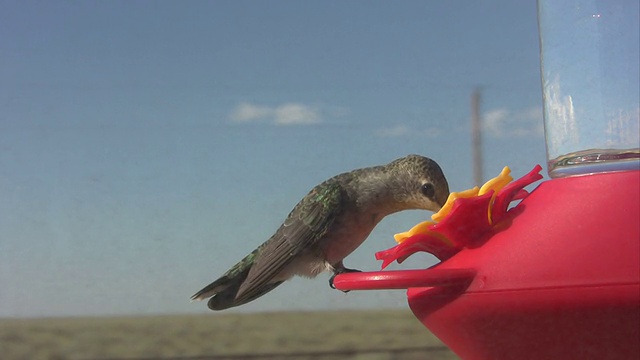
(191, 154, 449, 310)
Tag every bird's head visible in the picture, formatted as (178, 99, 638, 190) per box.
(385, 154, 450, 213)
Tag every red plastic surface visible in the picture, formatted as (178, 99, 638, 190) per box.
(332, 268, 475, 290)
(410, 284, 639, 360)
(334, 170, 640, 360)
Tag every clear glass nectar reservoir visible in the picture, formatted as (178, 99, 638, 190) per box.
(538, 0, 639, 177)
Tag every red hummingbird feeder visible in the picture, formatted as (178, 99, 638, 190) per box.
(334, 2, 640, 357)
(333, 167, 639, 360)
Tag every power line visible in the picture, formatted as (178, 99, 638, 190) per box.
(471, 88, 483, 186)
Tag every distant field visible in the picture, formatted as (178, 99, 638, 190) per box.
(0, 309, 458, 360)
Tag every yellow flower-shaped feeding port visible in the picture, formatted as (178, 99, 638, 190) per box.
(376, 165, 543, 267)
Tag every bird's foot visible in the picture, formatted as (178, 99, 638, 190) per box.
(329, 266, 362, 292)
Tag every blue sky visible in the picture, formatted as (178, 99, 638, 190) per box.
(0, 1, 549, 317)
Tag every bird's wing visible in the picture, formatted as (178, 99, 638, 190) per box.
(234, 181, 344, 303)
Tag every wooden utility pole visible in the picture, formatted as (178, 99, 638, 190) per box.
(471, 88, 483, 186)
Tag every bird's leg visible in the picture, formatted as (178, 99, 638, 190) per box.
(329, 261, 362, 292)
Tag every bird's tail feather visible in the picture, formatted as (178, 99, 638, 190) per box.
(192, 246, 285, 310)
(207, 281, 284, 310)
(191, 274, 236, 302)
(191, 248, 259, 302)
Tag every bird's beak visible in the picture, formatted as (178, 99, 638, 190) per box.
(437, 193, 449, 210)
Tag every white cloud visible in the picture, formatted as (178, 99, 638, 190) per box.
(375, 125, 411, 137)
(374, 125, 441, 138)
(483, 108, 510, 136)
(229, 102, 274, 122)
(229, 102, 321, 125)
(483, 106, 544, 138)
(274, 103, 321, 125)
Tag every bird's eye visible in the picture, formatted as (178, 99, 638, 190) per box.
(421, 183, 435, 198)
